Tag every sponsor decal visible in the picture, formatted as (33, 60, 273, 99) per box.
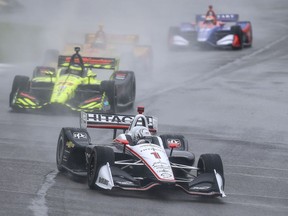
(160, 173, 173, 178)
(66, 141, 75, 148)
(191, 186, 211, 190)
(73, 132, 87, 139)
(140, 146, 164, 153)
(152, 162, 172, 174)
(98, 177, 109, 186)
(115, 73, 127, 80)
(87, 113, 153, 126)
(117, 181, 135, 186)
(62, 56, 115, 66)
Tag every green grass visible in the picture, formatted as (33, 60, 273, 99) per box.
(0, 22, 43, 63)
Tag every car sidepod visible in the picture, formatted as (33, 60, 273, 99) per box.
(56, 127, 91, 176)
(160, 134, 195, 179)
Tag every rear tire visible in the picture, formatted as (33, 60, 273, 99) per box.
(101, 80, 117, 113)
(246, 22, 253, 48)
(87, 146, 115, 190)
(113, 71, 136, 110)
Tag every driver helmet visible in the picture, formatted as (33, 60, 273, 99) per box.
(68, 64, 83, 76)
(131, 126, 152, 144)
(205, 15, 215, 24)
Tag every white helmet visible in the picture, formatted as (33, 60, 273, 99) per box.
(130, 126, 152, 144)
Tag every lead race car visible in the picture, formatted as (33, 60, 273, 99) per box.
(168, 14, 252, 50)
(9, 47, 136, 113)
(56, 107, 226, 198)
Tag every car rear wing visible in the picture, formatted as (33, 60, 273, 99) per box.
(196, 14, 239, 23)
(80, 111, 158, 138)
(85, 33, 139, 45)
(58, 55, 119, 70)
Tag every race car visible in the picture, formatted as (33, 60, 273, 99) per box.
(56, 106, 226, 198)
(168, 14, 253, 50)
(9, 47, 136, 113)
(62, 31, 153, 73)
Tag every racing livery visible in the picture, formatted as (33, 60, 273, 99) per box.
(56, 107, 226, 198)
(168, 14, 253, 50)
(61, 32, 153, 73)
(9, 47, 136, 113)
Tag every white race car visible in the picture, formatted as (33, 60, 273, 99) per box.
(56, 107, 226, 198)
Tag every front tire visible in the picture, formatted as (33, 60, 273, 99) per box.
(56, 130, 67, 172)
(197, 154, 224, 187)
(87, 146, 115, 190)
(9, 75, 30, 108)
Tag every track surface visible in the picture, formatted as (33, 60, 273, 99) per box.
(1, 0, 288, 215)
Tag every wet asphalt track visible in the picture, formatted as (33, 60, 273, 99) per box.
(0, 0, 288, 215)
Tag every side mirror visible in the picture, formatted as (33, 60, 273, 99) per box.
(88, 73, 97, 78)
(168, 142, 180, 149)
(168, 142, 180, 157)
(45, 71, 54, 76)
(114, 138, 129, 145)
(45, 71, 54, 82)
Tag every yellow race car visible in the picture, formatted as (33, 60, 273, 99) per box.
(9, 47, 136, 113)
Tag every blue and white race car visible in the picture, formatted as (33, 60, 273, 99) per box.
(168, 14, 253, 50)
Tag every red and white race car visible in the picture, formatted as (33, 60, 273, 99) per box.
(168, 14, 252, 50)
(56, 107, 226, 198)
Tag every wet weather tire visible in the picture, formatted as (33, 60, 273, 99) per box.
(197, 154, 224, 186)
(231, 25, 243, 50)
(56, 130, 67, 172)
(9, 75, 30, 108)
(101, 80, 117, 113)
(87, 146, 115, 190)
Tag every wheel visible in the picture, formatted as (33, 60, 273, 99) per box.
(101, 80, 117, 113)
(246, 22, 253, 48)
(87, 146, 115, 190)
(56, 130, 67, 172)
(231, 25, 244, 50)
(197, 154, 224, 187)
(114, 71, 136, 109)
(160, 134, 188, 151)
(9, 75, 30, 107)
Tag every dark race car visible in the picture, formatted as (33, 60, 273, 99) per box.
(56, 106, 226, 198)
(9, 47, 136, 113)
(168, 14, 252, 50)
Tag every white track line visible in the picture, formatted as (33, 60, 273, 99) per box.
(28, 170, 58, 216)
